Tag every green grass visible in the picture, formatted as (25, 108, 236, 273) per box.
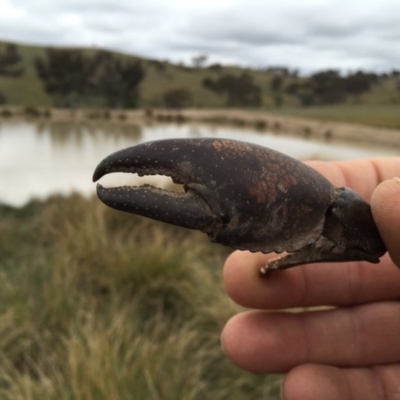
(0, 194, 282, 399)
(273, 104, 400, 130)
(2, 40, 399, 130)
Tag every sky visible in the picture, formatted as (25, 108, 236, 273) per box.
(0, 0, 399, 74)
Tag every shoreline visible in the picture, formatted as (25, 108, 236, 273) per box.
(1, 106, 400, 149)
(180, 109, 400, 149)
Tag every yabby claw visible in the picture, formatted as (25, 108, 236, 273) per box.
(93, 138, 386, 275)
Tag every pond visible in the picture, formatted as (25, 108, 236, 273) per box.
(1, 119, 399, 207)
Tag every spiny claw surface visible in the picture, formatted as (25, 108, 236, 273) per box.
(93, 138, 386, 273)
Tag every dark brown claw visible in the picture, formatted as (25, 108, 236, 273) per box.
(93, 138, 387, 275)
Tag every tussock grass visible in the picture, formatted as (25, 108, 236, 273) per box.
(0, 195, 282, 399)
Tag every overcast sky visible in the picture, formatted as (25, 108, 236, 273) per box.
(0, 0, 399, 74)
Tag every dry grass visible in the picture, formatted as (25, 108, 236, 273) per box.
(0, 195, 282, 399)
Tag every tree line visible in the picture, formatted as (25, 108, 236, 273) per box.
(281, 70, 382, 106)
(35, 49, 145, 108)
(203, 73, 262, 107)
(202, 69, 395, 108)
(0, 43, 25, 105)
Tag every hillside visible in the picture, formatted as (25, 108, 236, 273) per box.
(0, 40, 296, 108)
(0, 40, 400, 129)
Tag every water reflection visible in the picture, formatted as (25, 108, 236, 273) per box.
(0, 120, 398, 207)
(34, 120, 142, 147)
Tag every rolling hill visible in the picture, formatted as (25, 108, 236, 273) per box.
(1, 40, 400, 129)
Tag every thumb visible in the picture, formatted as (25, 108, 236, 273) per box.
(371, 177, 400, 268)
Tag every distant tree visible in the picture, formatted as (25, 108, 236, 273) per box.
(284, 69, 380, 106)
(192, 55, 207, 69)
(35, 48, 96, 107)
(284, 80, 315, 106)
(0, 43, 24, 77)
(309, 70, 346, 104)
(177, 62, 193, 72)
(0, 44, 24, 106)
(35, 49, 145, 109)
(150, 59, 166, 73)
(390, 70, 400, 100)
(203, 77, 216, 91)
(208, 63, 222, 73)
(285, 82, 300, 95)
(270, 75, 283, 92)
(344, 71, 378, 97)
(94, 51, 145, 108)
(203, 73, 261, 107)
(270, 75, 284, 107)
(390, 70, 400, 79)
(265, 66, 289, 76)
(0, 90, 6, 105)
(162, 88, 193, 109)
(296, 82, 316, 106)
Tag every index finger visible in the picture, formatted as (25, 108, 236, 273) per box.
(223, 157, 400, 309)
(306, 157, 399, 200)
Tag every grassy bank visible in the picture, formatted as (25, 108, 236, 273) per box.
(273, 104, 400, 130)
(0, 194, 281, 399)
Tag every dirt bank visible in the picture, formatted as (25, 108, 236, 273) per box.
(178, 109, 400, 149)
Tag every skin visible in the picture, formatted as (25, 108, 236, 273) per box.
(221, 157, 400, 400)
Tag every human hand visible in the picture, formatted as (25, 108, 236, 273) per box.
(221, 158, 400, 399)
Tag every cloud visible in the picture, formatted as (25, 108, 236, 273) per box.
(0, 0, 399, 73)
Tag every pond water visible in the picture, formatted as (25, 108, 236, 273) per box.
(1, 119, 399, 207)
